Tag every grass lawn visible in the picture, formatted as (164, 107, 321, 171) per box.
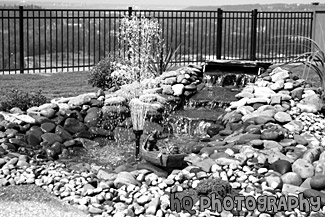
(0, 63, 322, 103)
(0, 71, 97, 102)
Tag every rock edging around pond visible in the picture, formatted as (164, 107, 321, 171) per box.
(1, 65, 325, 217)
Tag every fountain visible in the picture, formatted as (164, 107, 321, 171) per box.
(129, 98, 148, 161)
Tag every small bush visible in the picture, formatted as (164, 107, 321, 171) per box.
(0, 89, 48, 111)
(196, 178, 234, 198)
(88, 56, 115, 90)
(89, 55, 140, 91)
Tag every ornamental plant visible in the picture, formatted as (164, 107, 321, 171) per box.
(281, 36, 325, 100)
(0, 89, 47, 111)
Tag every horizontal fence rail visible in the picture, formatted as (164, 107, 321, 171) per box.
(0, 6, 314, 74)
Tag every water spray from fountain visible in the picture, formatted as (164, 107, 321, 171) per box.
(129, 98, 148, 161)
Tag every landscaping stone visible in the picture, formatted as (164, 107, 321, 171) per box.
(310, 175, 325, 190)
(281, 172, 302, 186)
(270, 160, 292, 175)
(292, 159, 315, 179)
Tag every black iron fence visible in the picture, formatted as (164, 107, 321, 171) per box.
(0, 6, 314, 74)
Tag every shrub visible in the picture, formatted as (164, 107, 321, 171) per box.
(195, 178, 234, 198)
(88, 55, 142, 90)
(0, 89, 48, 111)
(88, 56, 115, 90)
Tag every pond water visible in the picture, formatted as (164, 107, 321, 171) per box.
(62, 70, 260, 170)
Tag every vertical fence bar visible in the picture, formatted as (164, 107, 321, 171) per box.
(19, 6, 24, 74)
(1, 10, 4, 73)
(14, 9, 17, 71)
(250, 9, 258, 61)
(50, 10, 53, 72)
(44, 10, 47, 72)
(33, 10, 35, 73)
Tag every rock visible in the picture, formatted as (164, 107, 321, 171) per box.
(281, 172, 302, 186)
(303, 189, 325, 206)
(219, 129, 233, 136)
(292, 159, 315, 179)
(284, 82, 294, 90)
(310, 175, 325, 190)
(253, 116, 274, 125)
(161, 71, 179, 79)
(40, 122, 56, 133)
(25, 129, 42, 147)
(16, 160, 29, 168)
(300, 178, 312, 189)
(161, 85, 174, 95)
(206, 124, 224, 137)
(261, 130, 281, 141)
(291, 87, 304, 100)
(136, 163, 168, 178)
(172, 84, 185, 96)
(14, 114, 36, 124)
(184, 84, 197, 91)
(105, 96, 126, 106)
(274, 112, 292, 123)
(270, 95, 282, 105)
(236, 92, 254, 99)
(263, 140, 282, 150)
(145, 194, 160, 215)
(192, 158, 216, 172)
(270, 160, 292, 175)
(237, 134, 261, 144)
(45, 147, 58, 160)
(282, 184, 307, 195)
(114, 172, 140, 188)
(51, 142, 63, 155)
(283, 120, 304, 133)
(163, 77, 177, 85)
(265, 176, 282, 189)
(64, 118, 86, 134)
(303, 148, 322, 163)
(84, 107, 101, 127)
(68, 94, 93, 107)
(270, 80, 284, 91)
(271, 69, 289, 82)
(114, 163, 136, 173)
(55, 125, 73, 142)
(244, 125, 261, 134)
(250, 139, 264, 149)
(0, 158, 6, 167)
(3, 157, 18, 167)
(293, 134, 308, 146)
(242, 109, 276, 122)
(40, 108, 56, 119)
(88, 206, 103, 214)
(297, 103, 318, 113)
(279, 139, 296, 147)
(253, 86, 276, 98)
(215, 157, 241, 167)
(41, 133, 63, 145)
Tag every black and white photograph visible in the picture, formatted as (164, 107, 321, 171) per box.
(0, 0, 325, 216)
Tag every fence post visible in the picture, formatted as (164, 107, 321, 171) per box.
(128, 6, 132, 17)
(216, 9, 223, 60)
(250, 9, 258, 61)
(19, 6, 24, 74)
